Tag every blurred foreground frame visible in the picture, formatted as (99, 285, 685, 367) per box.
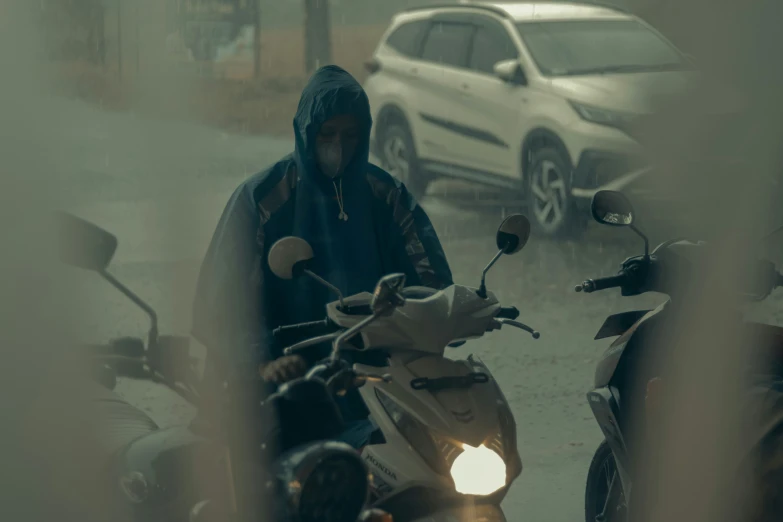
(627, 1, 783, 522)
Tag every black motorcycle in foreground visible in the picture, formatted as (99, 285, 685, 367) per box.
(59, 211, 402, 522)
(576, 190, 783, 522)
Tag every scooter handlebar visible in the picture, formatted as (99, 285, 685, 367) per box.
(575, 272, 629, 294)
(496, 306, 520, 320)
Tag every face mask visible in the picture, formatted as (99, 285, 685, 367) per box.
(317, 142, 344, 178)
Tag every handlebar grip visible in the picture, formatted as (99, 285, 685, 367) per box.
(577, 273, 628, 293)
(496, 306, 520, 320)
(273, 319, 330, 337)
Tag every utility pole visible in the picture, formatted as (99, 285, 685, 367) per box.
(117, 0, 123, 80)
(135, 0, 140, 75)
(303, 0, 331, 74)
(253, 0, 261, 79)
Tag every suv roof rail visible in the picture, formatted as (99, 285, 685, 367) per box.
(399, 1, 631, 18)
(399, 2, 512, 19)
(573, 1, 631, 14)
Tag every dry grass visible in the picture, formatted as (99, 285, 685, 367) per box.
(51, 24, 386, 137)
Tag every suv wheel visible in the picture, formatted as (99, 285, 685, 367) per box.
(379, 123, 429, 200)
(526, 148, 585, 238)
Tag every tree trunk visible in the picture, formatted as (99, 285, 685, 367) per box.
(303, 0, 331, 74)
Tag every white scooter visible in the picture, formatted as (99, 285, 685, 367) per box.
(267, 214, 540, 522)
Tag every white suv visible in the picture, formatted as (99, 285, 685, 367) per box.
(363, 1, 695, 236)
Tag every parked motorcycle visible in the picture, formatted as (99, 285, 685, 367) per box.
(57, 211, 393, 522)
(265, 213, 540, 522)
(575, 190, 783, 522)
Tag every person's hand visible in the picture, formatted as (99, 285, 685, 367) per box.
(259, 355, 307, 384)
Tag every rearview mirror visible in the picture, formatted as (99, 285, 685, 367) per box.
(591, 190, 635, 227)
(496, 214, 531, 255)
(371, 273, 406, 317)
(57, 211, 118, 272)
(493, 60, 527, 86)
(268, 237, 314, 280)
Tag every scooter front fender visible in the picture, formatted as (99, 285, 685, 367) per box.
(372, 482, 504, 522)
(587, 387, 633, 504)
(409, 503, 505, 522)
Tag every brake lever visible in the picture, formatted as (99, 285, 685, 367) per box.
(495, 318, 541, 339)
(358, 371, 393, 384)
(325, 368, 392, 396)
(283, 332, 342, 356)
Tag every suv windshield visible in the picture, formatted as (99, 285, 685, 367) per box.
(516, 19, 688, 77)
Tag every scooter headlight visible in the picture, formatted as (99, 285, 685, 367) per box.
(449, 444, 506, 496)
(375, 389, 508, 496)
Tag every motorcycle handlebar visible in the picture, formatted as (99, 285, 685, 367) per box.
(273, 319, 332, 338)
(575, 272, 629, 294)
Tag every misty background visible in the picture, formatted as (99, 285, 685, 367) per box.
(2, 1, 783, 522)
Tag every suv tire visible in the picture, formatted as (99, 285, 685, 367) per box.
(526, 147, 586, 238)
(378, 122, 429, 201)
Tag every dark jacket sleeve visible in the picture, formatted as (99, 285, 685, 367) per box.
(368, 169, 453, 289)
(191, 181, 267, 375)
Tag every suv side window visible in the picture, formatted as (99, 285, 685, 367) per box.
(420, 22, 474, 68)
(385, 20, 429, 57)
(469, 24, 518, 75)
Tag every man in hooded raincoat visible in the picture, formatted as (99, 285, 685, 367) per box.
(191, 65, 453, 447)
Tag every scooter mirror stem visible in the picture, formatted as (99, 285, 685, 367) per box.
(330, 313, 379, 363)
(99, 269, 159, 348)
(477, 249, 504, 298)
(630, 225, 650, 258)
(304, 269, 346, 309)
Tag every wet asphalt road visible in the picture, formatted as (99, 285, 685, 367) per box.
(58, 98, 783, 522)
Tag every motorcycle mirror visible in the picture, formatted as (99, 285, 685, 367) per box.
(591, 190, 651, 256)
(269, 237, 347, 308)
(371, 273, 407, 317)
(496, 214, 531, 255)
(590, 190, 635, 227)
(57, 211, 118, 272)
(58, 212, 160, 350)
(477, 214, 531, 298)
(268, 236, 314, 280)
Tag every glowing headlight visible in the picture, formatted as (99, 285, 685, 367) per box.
(450, 444, 506, 496)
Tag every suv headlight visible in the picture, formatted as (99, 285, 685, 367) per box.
(375, 389, 507, 496)
(569, 100, 636, 130)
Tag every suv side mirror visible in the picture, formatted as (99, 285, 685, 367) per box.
(493, 59, 527, 86)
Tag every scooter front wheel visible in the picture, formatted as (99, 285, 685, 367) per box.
(585, 440, 627, 522)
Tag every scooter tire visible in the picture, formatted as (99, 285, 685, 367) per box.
(585, 440, 626, 522)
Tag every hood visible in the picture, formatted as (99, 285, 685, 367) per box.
(270, 65, 385, 349)
(548, 69, 699, 113)
(293, 65, 373, 185)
